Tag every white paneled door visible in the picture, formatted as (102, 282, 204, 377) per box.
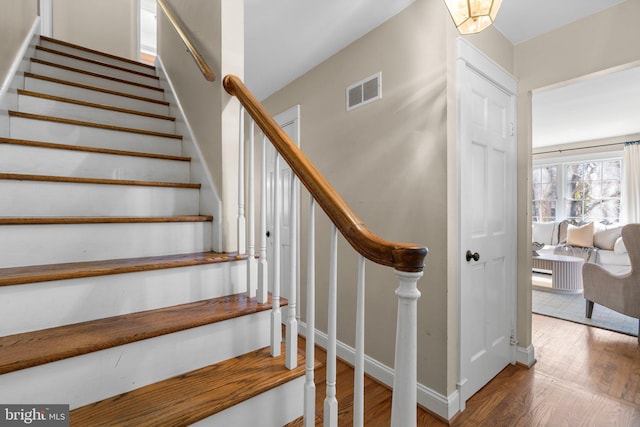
(266, 106, 300, 305)
(457, 40, 517, 410)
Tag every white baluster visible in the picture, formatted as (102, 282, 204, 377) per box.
(237, 107, 246, 254)
(304, 197, 316, 427)
(390, 270, 423, 427)
(324, 224, 338, 427)
(286, 173, 298, 369)
(271, 153, 282, 357)
(246, 118, 257, 298)
(353, 255, 365, 427)
(257, 136, 268, 304)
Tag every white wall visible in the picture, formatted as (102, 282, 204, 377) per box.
(52, 0, 137, 60)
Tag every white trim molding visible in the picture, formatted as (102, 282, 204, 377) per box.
(298, 323, 458, 421)
(516, 345, 536, 368)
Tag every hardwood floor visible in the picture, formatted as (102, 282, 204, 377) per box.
(292, 314, 640, 426)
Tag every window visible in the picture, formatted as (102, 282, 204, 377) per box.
(532, 158, 622, 224)
(532, 165, 557, 222)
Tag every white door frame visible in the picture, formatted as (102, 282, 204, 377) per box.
(39, 0, 53, 37)
(456, 38, 518, 411)
(267, 105, 301, 316)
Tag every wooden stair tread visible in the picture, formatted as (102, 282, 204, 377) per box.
(8, 111, 182, 139)
(36, 45, 159, 81)
(0, 293, 282, 375)
(17, 89, 175, 121)
(0, 252, 244, 287)
(24, 72, 169, 106)
(40, 36, 155, 71)
(30, 58, 163, 93)
(70, 346, 308, 427)
(0, 172, 198, 188)
(0, 137, 190, 162)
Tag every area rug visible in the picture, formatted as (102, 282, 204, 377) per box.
(532, 289, 639, 337)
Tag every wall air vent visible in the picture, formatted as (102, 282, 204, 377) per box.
(346, 72, 382, 111)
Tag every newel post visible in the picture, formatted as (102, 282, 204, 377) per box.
(390, 269, 422, 427)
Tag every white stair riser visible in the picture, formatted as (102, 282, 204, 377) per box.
(0, 261, 247, 336)
(193, 377, 304, 427)
(0, 144, 190, 182)
(35, 49, 160, 88)
(39, 40, 156, 77)
(10, 116, 182, 156)
(30, 61, 164, 101)
(0, 221, 212, 268)
(17, 94, 176, 134)
(0, 181, 198, 218)
(0, 311, 271, 409)
(24, 76, 169, 116)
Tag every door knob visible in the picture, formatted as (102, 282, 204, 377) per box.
(466, 250, 480, 262)
(266, 231, 271, 237)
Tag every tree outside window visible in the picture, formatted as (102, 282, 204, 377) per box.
(532, 159, 621, 224)
(532, 165, 557, 222)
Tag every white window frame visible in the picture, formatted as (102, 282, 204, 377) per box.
(533, 151, 623, 223)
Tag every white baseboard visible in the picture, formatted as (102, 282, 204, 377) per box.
(297, 322, 456, 421)
(516, 344, 536, 367)
(154, 56, 223, 251)
(0, 17, 41, 137)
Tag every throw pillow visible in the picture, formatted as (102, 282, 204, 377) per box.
(532, 222, 556, 245)
(566, 222, 594, 248)
(557, 219, 580, 244)
(593, 226, 622, 250)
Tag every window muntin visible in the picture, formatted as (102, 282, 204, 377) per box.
(532, 158, 622, 224)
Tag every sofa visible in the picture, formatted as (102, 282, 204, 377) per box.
(532, 220, 631, 275)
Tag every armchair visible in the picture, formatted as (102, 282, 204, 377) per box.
(584, 224, 640, 343)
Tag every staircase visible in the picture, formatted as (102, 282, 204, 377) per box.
(0, 36, 306, 426)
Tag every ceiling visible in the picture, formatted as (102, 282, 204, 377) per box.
(244, 0, 636, 148)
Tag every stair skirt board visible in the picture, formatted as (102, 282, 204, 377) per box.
(189, 377, 305, 427)
(0, 260, 247, 336)
(39, 37, 157, 77)
(24, 73, 169, 111)
(0, 142, 190, 182)
(0, 310, 271, 409)
(9, 116, 183, 155)
(34, 48, 161, 87)
(29, 61, 165, 101)
(0, 180, 199, 217)
(17, 92, 176, 134)
(0, 221, 212, 268)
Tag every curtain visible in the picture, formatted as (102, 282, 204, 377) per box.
(622, 140, 640, 224)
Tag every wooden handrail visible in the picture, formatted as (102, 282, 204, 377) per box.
(156, 0, 216, 82)
(223, 74, 427, 273)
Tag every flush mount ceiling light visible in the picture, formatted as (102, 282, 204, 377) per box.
(443, 0, 503, 34)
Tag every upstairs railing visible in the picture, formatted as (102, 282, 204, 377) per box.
(156, 0, 216, 82)
(224, 74, 428, 427)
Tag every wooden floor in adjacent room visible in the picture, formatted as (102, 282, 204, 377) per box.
(291, 314, 640, 426)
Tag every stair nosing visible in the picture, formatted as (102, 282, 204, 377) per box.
(8, 111, 182, 139)
(30, 58, 164, 93)
(24, 72, 169, 106)
(17, 89, 175, 122)
(0, 252, 245, 287)
(0, 172, 199, 189)
(36, 45, 159, 81)
(0, 137, 190, 162)
(40, 36, 156, 71)
(0, 293, 283, 375)
(69, 346, 308, 427)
